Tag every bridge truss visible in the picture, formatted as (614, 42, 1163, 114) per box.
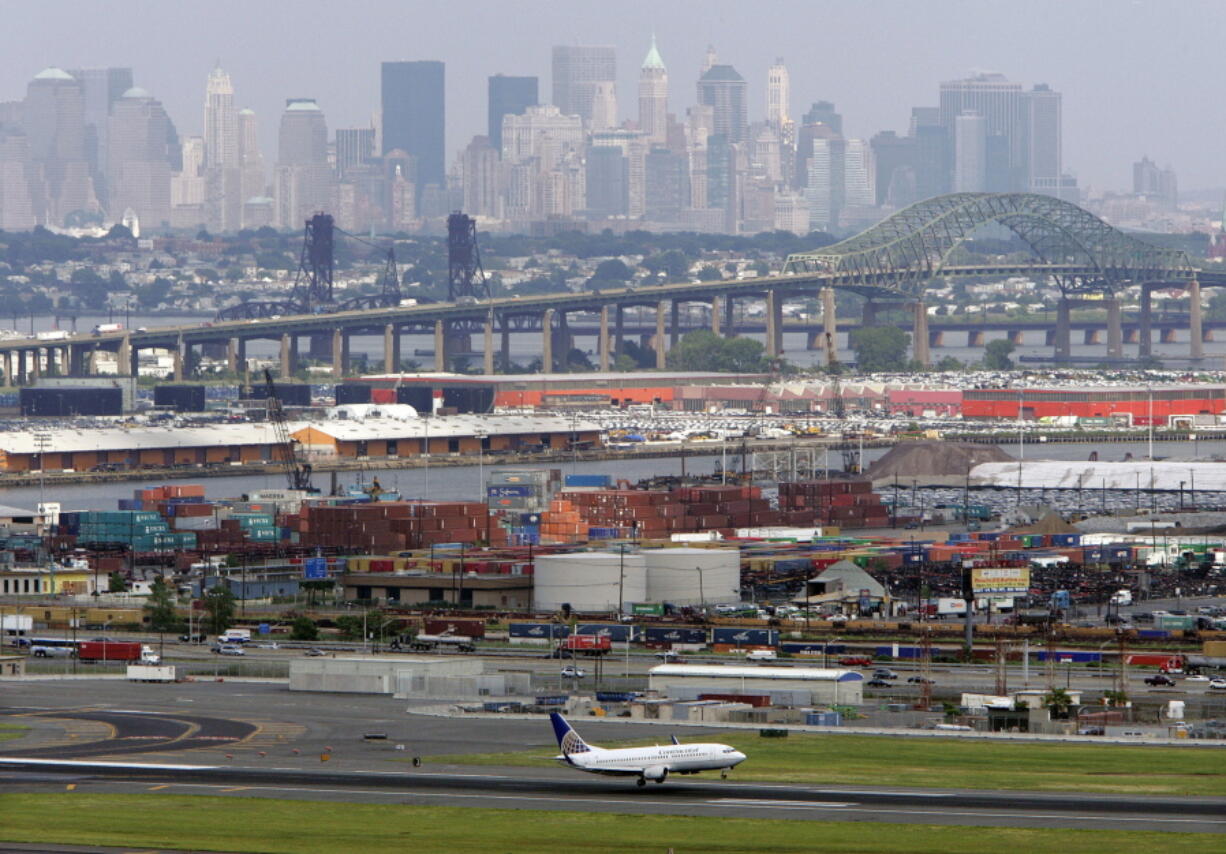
(782, 193, 1194, 298)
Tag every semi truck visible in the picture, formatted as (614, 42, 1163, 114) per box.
(558, 635, 612, 656)
(409, 632, 476, 653)
(78, 641, 160, 664)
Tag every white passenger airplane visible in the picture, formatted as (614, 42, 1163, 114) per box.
(550, 712, 746, 787)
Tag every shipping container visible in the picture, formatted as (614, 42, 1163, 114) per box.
(509, 622, 570, 639)
(644, 626, 708, 645)
(712, 627, 779, 647)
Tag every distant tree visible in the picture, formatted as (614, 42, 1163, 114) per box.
(564, 347, 594, 371)
(1042, 687, 1074, 719)
(667, 330, 770, 372)
(290, 616, 319, 641)
(848, 326, 911, 373)
(107, 571, 128, 593)
(201, 585, 236, 636)
(592, 258, 632, 281)
(641, 249, 690, 281)
(301, 579, 335, 607)
(195, 229, 213, 241)
(618, 339, 657, 369)
(696, 264, 723, 282)
(983, 338, 1016, 370)
(144, 578, 180, 632)
(934, 356, 964, 372)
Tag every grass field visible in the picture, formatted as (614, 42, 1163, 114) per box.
(0, 794, 1211, 854)
(0, 724, 26, 742)
(428, 732, 1226, 797)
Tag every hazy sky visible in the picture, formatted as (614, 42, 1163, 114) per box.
(2, 0, 1220, 193)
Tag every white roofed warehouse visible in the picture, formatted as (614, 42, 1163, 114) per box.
(648, 663, 863, 706)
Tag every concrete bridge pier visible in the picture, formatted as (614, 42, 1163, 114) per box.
(68, 343, 86, 376)
(1054, 298, 1071, 360)
(822, 287, 838, 366)
(434, 319, 447, 372)
(279, 333, 299, 380)
(1189, 279, 1204, 360)
(710, 296, 722, 337)
(500, 323, 511, 372)
(598, 306, 610, 371)
(385, 324, 401, 374)
(968, 330, 984, 348)
(482, 317, 494, 375)
(173, 334, 186, 382)
(805, 331, 823, 351)
(1083, 329, 1100, 345)
(1160, 328, 1178, 344)
(655, 302, 667, 368)
(226, 337, 243, 375)
(862, 299, 877, 327)
(555, 312, 572, 371)
(1138, 284, 1153, 357)
(614, 305, 625, 360)
(1106, 298, 1123, 359)
(724, 295, 736, 337)
(331, 328, 349, 378)
(117, 335, 132, 378)
(912, 301, 930, 367)
(670, 301, 681, 349)
(541, 309, 554, 373)
(1, 352, 9, 386)
(765, 290, 783, 358)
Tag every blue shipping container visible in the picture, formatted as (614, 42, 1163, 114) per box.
(509, 622, 570, 639)
(781, 642, 846, 655)
(575, 624, 638, 642)
(564, 474, 612, 488)
(1036, 651, 1102, 663)
(645, 626, 708, 645)
(713, 627, 779, 647)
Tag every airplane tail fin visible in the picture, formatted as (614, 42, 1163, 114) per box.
(549, 712, 592, 754)
(670, 734, 681, 745)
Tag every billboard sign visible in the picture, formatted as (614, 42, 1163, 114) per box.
(303, 557, 328, 579)
(971, 566, 1030, 595)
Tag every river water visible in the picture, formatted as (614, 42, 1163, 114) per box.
(4, 436, 1225, 512)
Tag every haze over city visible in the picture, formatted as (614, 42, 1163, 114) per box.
(1, 0, 1222, 193)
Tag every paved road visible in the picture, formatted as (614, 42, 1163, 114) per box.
(2, 757, 1223, 832)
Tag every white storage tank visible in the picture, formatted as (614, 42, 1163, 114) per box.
(643, 547, 740, 607)
(532, 552, 646, 613)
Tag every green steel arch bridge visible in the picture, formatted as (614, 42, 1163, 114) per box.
(0, 193, 1218, 383)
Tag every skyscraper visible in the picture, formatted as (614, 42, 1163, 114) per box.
(696, 62, 748, 144)
(461, 135, 499, 218)
(843, 139, 874, 208)
(869, 131, 916, 207)
(237, 108, 265, 210)
(589, 82, 618, 131)
(586, 145, 629, 218)
(107, 86, 173, 230)
(203, 64, 241, 231)
(551, 45, 616, 124)
(953, 111, 987, 192)
(335, 127, 376, 176)
(638, 36, 668, 145)
(381, 61, 445, 191)
(766, 58, 790, 130)
(24, 67, 94, 225)
(0, 126, 37, 230)
(275, 98, 330, 229)
(487, 75, 537, 151)
(69, 67, 132, 210)
(1023, 84, 1061, 192)
(939, 73, 1024, 190)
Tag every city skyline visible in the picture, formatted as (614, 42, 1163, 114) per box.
(0, 0, 1221, 194)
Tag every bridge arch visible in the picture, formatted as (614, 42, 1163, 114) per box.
(782, 193, 1193, 297)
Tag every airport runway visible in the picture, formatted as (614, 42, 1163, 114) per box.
(1, 757, 1224, 832)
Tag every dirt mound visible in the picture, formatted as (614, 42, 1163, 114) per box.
(867, 441, 1013, 479)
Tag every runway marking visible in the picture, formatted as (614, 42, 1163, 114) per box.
(714, 798, 852, 808)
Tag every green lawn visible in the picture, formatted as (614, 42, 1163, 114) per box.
(428, 732, 1226, 797)
(0, 724, 27, 743)
(0, 794, 1210, 854)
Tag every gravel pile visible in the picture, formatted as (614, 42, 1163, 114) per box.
(866, 441, 1014, 479)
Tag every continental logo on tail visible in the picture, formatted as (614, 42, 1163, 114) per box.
(561, 730, 591, 754)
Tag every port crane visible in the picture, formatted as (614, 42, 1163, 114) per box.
(263, 368, 314, 491)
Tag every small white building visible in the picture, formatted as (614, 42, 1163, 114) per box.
(648, 663, 863, 705)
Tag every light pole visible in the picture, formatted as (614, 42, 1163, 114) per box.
(475, 431, 486, 498)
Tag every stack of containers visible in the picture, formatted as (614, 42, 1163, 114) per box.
(777, 480, 889, 529)
(297, 501, 504, 552)
(60, 510, 195, 551)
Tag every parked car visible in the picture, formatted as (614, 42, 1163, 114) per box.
(872, 668, 899, 680)
(561, 666, 587, 679)
(212, 644, 245, 656)
(1144, 674, 1176, 687)
(1209, 678, 1226, 691)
